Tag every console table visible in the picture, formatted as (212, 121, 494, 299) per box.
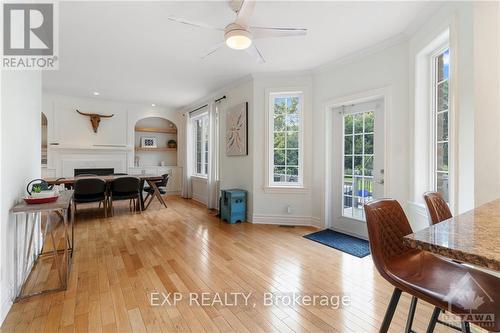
(11, 190, 74, 301)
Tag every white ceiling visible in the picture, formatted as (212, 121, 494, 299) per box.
(43, 1, 440, 109)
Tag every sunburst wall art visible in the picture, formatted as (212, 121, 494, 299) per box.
(226, 102, 248, 156)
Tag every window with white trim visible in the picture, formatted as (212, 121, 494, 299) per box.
(268, 92, 304, 187)
(432, 48, 450, 202)
(193, 113, 209, 177)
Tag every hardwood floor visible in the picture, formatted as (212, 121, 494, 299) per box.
(0, 196, 481, 332)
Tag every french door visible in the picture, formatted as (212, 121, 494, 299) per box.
(331, 99, 385, 238)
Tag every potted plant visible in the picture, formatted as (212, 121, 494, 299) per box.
(167, 139, 177, 148)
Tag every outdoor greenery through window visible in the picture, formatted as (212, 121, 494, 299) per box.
(270, 92, 302, 186)
(343, 111, 374, 220)
(194, 114, 209, 176)
(434, 49, 449, 202)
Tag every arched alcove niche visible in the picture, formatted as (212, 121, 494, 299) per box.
(134, 117, 178, 167)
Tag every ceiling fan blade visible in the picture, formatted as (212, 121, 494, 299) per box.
(245, 44, 265, 64)
(235, 0, 256, 26)
(167, 16, 223, 31)
(200, 42, 225, 59)
(250, 26, 307, 39)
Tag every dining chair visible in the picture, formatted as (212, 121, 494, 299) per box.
(143, 174, 169, 209)
(109, 176, 141, 216)
(364, 199, 500, 333)
(74, 178, 107, 218)
(423, 191, 452, 225)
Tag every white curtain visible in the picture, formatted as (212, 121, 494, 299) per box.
(181, 113, 193, 198)
(207, 102, 220, 209)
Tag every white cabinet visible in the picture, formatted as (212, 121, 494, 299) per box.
(128, 166, 182, 194)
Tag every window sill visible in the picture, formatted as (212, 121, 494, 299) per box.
(263, 186, 310, 194)
(191, 175, 208, 180)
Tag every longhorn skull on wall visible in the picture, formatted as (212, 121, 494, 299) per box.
(76, 110, 114, 133)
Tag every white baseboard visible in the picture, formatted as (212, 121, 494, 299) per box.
(329, 226, 368, 240)
(191, 194, 207, 206)
(166, 191, 181, 195)
(407, 201, 430, 231)
(251, 214, 321, 228)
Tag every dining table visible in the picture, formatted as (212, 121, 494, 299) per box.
(404, 198, 500, 272)
(44, 174, 167, 211)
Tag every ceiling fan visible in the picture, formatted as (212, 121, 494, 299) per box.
(167, 0, 307, 63)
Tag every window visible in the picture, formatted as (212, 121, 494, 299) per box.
(432, 48, 450, 201)
(193, 113, 209, 177)
(342, 111, 374, 220)
(268, 92, 303, 187)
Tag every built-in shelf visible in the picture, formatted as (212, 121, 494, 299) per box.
(135, 147, 177, 152)
(135, 127, 177, 134)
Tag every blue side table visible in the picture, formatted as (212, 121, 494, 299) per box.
(220, 189, 247, 224)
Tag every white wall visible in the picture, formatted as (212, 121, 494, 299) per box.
(181, 77, 254, 217)
(42, 93, 183, 175)
(313, 42, 410, 232)
(408, 2, 475, 231)
(219, 80, 254, 218)
(0, 71, 42, 324)
(473, 1, 500, 206)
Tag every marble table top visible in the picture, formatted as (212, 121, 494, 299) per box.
(404, 198, 500, 271)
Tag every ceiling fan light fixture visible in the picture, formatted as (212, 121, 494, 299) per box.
(225, 29, 252, 50)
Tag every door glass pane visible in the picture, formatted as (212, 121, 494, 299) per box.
(344, 115, 353, 135)
(344, 135, 353, 154)
(342, 110, 375, 221)
(354, 135, 363, 154)
(354, 113, 363, 133)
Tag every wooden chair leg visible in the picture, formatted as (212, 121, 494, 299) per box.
(379, 288, 402, 333)
(110, 196, 113, 217)
(104, 198, 107, 218)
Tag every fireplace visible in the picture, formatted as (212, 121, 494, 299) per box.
(74, 168, 114, 176)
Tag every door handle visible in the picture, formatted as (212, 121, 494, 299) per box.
(375, 179, 384, 185)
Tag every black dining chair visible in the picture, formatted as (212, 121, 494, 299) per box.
(74, 178, 107, 217)
(109, 176, 141, 216)
(143, 174, 169, 209)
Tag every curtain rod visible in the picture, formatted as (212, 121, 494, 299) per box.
(189, 104, 208, 114)
(215, 95, 226, 103)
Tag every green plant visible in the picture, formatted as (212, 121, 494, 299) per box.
(32, 184, 42, 193)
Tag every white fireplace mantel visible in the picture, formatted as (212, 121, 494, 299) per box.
(48, 145, 132, 177)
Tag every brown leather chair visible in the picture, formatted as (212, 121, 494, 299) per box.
(423, 191, 452, 225)
(364, 199, 500, 333)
